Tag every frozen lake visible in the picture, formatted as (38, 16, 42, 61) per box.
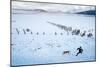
(11, 12, 96, 66)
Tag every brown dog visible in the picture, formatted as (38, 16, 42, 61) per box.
(63, 51, 70, 55)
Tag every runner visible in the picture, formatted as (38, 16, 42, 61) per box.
(76, 46, 83, 56)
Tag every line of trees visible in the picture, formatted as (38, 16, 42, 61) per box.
(13, 28, 93, 38)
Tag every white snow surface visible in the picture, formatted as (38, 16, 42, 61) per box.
(11, 12, 96, 66)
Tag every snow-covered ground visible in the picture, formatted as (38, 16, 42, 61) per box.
(11, 12, 96, 66)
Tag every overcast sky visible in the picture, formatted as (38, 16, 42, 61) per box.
(12, 0, 96, 5)
(12, 0, 95, 13)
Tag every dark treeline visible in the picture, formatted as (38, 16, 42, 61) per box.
(13, 28, 93, 38)
(12, 21, 94, 38)
(76, 10, 96, 15)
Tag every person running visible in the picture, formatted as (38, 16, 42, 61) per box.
(76, 46, 83, 56)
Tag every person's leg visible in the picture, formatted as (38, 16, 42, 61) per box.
(76, 52, 79, 56)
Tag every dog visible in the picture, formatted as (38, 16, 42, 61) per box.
(63, 51, 70, 55)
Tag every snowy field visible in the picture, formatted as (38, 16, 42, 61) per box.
(11, 12, 96, 66)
